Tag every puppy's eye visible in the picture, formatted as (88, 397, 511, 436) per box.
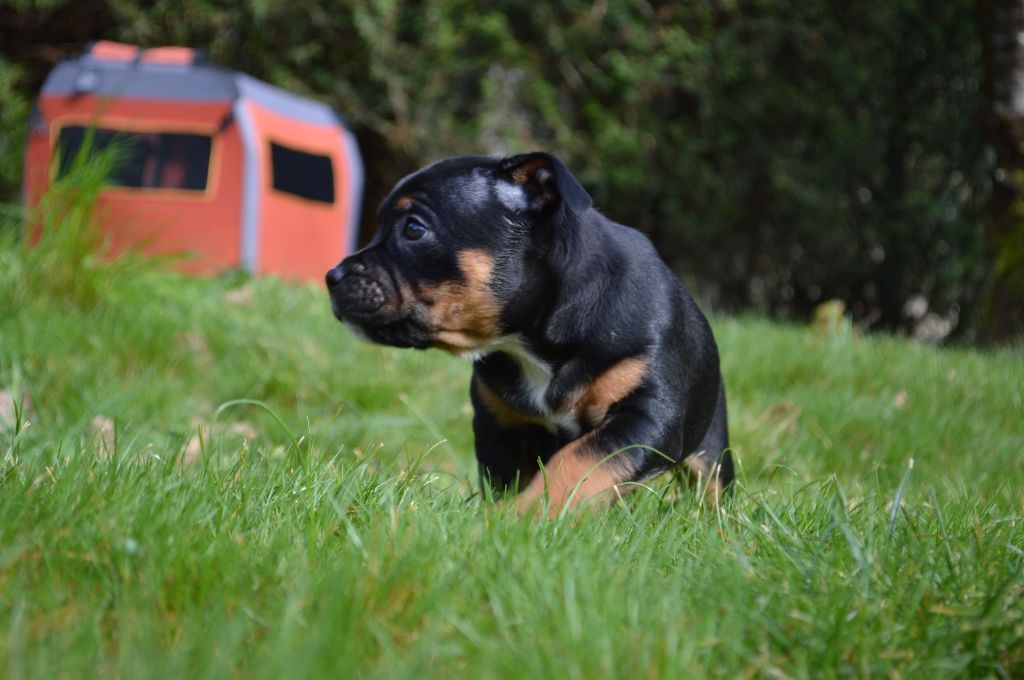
(402, 219, 430, 242)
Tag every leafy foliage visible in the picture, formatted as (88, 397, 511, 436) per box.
(0, 0, 998, 337)
(0, 58, 31, 199)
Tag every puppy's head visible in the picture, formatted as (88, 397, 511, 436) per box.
(326, 153, 591, 353)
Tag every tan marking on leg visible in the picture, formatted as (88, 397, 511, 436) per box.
(474, 376, 540, 429)
(514, 436, 632, 518)
(419, 249, 502, 352)
(684, 453, 725, 507)
(564, 357, 648, 426)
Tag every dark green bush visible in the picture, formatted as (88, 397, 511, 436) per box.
(0, 0, 994, 338)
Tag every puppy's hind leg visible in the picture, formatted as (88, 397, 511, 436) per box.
(683, 377, 733, 505)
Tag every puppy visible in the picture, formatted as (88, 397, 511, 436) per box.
(326, 153, 732, 516)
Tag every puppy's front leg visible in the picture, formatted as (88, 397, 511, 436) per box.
(513, 412, 655, 518)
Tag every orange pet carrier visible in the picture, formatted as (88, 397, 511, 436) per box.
(23, 41, 363, 281)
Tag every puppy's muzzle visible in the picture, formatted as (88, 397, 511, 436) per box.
(326, 262, 388, 318)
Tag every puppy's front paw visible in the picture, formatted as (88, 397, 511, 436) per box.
(511, 487, 548, 518)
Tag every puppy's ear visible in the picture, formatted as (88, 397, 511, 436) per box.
(499, 152, 592, 215)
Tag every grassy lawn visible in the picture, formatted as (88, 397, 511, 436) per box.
(1, 176, 1022, 677)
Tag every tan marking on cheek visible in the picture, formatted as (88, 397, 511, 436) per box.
(474, 377, 539, 429)
(458, 249, 494, 288)
(684, 454, 726, 508)
(514, 436, 633, 518)
(395, 195, 415, 211)
(419, 249, 502, 353)
(566, 357, 648, 426)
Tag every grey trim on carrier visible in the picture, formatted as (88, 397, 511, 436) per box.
(42, 59, 237, 102)
(234, 76, 340, 127)
(235, 101, 262, 273)
(41, 58, 344, 128)
(339, 126, 364, 259)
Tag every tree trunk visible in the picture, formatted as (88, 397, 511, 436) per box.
(977, 0, 1024, 344)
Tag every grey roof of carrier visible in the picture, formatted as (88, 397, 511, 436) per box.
(42, 46, 348, 128)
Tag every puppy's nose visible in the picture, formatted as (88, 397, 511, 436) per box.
(325, 265, 345, 291)
(326, 260, 369, 291)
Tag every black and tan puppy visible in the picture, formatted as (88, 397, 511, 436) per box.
(326, 153, 732, 516)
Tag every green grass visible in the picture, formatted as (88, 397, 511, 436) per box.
(1, 168, 1023, 677)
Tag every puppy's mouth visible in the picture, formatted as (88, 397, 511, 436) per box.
(329, 274, 434, 349)
(330, 275, 387, 319)
(341, 314, 436, 350)
(329, 274, 390, 322)
(329, 267, 503, 353)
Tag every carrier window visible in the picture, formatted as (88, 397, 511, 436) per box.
(270, 142, 334, 204)
(57, 126, 212, 191)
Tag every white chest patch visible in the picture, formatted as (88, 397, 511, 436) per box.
(485, 335, 581, 437)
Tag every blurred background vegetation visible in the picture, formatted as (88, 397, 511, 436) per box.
(1, 0, 1022, 344)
